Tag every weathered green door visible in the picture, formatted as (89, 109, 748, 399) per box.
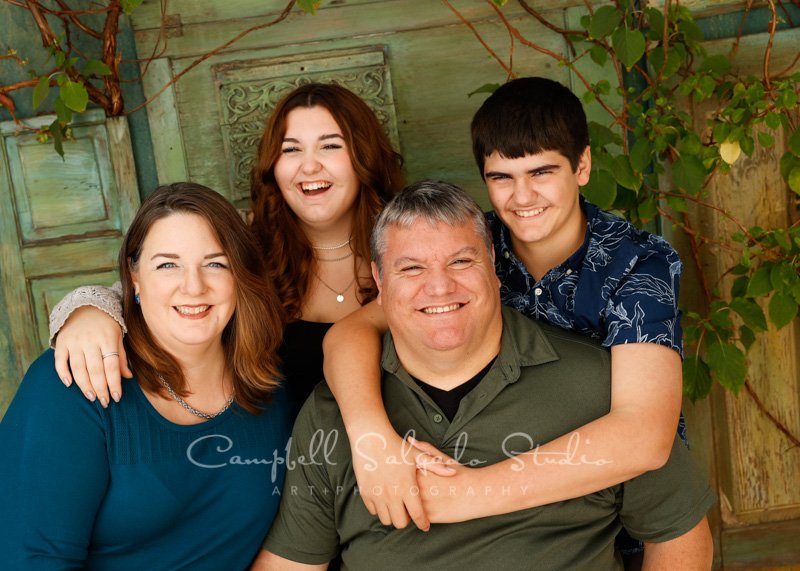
(0, 109, 140, 414)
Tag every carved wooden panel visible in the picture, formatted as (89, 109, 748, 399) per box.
(213, 47, 400, 202)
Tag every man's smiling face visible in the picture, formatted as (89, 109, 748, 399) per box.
(373, 218, 501, 357)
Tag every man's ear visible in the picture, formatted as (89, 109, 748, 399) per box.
(576, 146, 592, 186)
(371, 261, 383, 305)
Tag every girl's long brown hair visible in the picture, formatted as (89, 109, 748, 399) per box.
(120, 183, 286, 412)
(250, 83, 404, 320)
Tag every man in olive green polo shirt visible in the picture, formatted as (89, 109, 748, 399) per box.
(254, 181, 714, 570)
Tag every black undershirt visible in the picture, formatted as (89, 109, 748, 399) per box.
(412, 357, 497, 422)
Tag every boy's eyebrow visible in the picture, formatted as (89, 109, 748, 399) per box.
(528, 163, 560, 175)
(484, 164, 560, 178)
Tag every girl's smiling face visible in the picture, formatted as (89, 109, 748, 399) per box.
(273, 105, 360, 236)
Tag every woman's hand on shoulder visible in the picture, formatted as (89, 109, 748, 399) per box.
(54, 306, 131, 407)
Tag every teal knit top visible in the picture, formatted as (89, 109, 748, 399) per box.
(0, 350, 291, 570)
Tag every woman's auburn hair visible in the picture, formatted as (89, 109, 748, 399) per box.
(250, 83, 404, 320)
(119, 183, 286, 412)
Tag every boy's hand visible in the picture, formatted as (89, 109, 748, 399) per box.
(351, 431, 455, 531)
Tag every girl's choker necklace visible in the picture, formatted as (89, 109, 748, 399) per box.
(312, 237, 351, 250)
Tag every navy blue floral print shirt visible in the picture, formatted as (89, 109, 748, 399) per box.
(488, 198, 684, 356)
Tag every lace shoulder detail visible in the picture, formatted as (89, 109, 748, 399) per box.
(48, 282, 126, 347)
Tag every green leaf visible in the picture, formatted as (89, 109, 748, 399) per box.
(54, 97, 72, 124)
(590, 44, 608, 66)
(297, 0, 321, 14)
(121, 0, 144, 15)
(765, 112, 781, 130)
(672, 154, 706, 194)
(700, 54, 731, 76)
(82, 59, 111, 77)
(48, 119, 64, 158)
(612, 26, 646, 70)
(740, 135, 755, 157)
(789, 128, 800, 155)
(712, 122, 731, 144)
(711, 305, 732, 329)
(588, 122, 617, 148)
(630, 138, 653, 172)
(637, 196, 658, 221)
(739, 325, 756, 351)
(32, 76, 50, 109)
(778, 89, 798, 110)
(695, 75, 716, 100)
(59, 80, 88, 112)
(730, 298, 768, 332)
(666, 195, 688, 213)
(707, 341, 746, 393)
(581, 169, 617, 209)
(746, 265, 773, 297)
(781, 151, 799, 180)
(789, 166, 800, 195)
(683, 356, 712, 402)
(678, 19, 704, 43)
(467, 83, 500, 98)
(757, 131, 774, 148)
(730, 276, 748, 298)
(589, 6, 622, 39)
(645, 7, 665, 40)
(769, 292, 798, 329)
(55, 51, 65, 67)
(612, 155, 640, 191)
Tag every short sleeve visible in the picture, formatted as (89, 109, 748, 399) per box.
(262, 394, 340, 564)
(0, 350, 110, 568)
(602, 238, 683, 355)
(619, 436, 716, 542)
(49, 282, 126, 347)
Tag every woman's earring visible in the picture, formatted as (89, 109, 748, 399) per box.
(134, 293, 140, 305)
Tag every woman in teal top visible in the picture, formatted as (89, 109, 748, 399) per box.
(0, 183, 290, 570)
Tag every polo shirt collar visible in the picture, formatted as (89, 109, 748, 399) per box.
(380, 306, 560, 435)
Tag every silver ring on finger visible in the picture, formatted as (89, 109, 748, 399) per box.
(102, 352, 120, 359)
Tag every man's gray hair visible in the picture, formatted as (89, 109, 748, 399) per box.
(371, 180, 493, 276)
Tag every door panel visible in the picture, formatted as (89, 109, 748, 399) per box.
(0, 110, 140, 416)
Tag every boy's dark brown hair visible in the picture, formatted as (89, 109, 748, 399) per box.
(471, 76, 590, 175)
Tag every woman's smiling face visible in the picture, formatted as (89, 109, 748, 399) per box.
(130, 212, 236, 358)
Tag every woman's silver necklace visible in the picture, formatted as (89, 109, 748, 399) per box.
(157, 374, 234, 420)
(312, 237, 351, 251)
(315, 273, 357, 303)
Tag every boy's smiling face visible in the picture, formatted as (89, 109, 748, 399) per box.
(483, 147, 591, 261)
